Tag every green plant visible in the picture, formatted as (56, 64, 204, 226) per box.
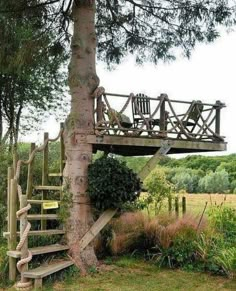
(215, 247, 236, 278)
(0, 244, 10, 287)
(144, 169, 173, 215)
(58, 180, 73, 223)
(88, 156, 141, 210)
(208, 206, 236, 244)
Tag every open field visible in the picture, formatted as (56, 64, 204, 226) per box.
(49, 257, 236, 291)
(177, 193, 236, 215)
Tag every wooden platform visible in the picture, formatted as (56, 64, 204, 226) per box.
(87, 135, 227, 156)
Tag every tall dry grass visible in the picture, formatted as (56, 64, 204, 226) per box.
(110, 212, 206, 255)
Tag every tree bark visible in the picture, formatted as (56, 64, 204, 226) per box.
(63, 0, 99, 271)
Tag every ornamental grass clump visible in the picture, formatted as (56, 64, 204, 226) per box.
(88, 156, 141, 210)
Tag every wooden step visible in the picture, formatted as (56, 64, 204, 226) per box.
(27, 214, 58, 220)
(48, 173, 63, 177)
(27, 199, 61, 205)
(3, 229, 65, 238)
(23, 260, 74, 279)
(34, 186, 62, 191)
(6, 214, 59, 221)
(7, 244, 69, 258)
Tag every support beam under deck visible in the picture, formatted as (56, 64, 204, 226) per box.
(87, 135, 227, 156)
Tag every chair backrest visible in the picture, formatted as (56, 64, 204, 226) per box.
(132, 93, 151, 119)
(187, 101, 204, 123)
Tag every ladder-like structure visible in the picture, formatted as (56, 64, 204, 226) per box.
(3, 124, 73, 289)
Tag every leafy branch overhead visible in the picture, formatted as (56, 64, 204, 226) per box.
(2, 1, 236, 66)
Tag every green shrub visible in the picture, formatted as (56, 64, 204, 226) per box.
(144, 169, 173, 215)
(208, 206, 236, 244)
(215, 247, 236, 278)
(88, 156, 141, 210)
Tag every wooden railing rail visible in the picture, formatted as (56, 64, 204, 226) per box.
(94, 91, 225, 142)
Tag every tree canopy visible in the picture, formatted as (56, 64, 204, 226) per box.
(2, 1, 236, 66)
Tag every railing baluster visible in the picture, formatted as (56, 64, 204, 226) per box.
(9, 178, 17, 281)
(26, 143, 35, 199)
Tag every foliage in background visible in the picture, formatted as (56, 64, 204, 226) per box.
(198, 170, 229, 194)
(144, 169, 173, 215)
(0, 0, 69, 147)
(88, 156, 141, 210)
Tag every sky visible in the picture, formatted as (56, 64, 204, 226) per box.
(26, 30, 236, 156)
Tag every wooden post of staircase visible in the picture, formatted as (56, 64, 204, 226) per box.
(9, 178, 17, 281)
(7, 167, 14, 231)
(26, 143, 35, 199)
(41, 133, 49, 230)
(19, 195, 30, 284)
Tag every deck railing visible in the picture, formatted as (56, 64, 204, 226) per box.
(94, 92, 225, 142)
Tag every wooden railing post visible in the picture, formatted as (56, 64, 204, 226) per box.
(97, 95, 103, 122)
(9, 178, 17, 281)
(60, 123, 65, 177)
(41, 132, 49, 230)
(42, 133, 49, 186)
(19, 195, 30, 283)
(215, 101, 221, 136)
(7, 167, 14, 231)
(26, 143, 35, 199)
(159, 94, 166, 135)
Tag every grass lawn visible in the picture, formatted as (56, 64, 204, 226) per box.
(49, 257, 236, 291)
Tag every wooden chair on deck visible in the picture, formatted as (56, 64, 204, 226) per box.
(132, 93, 152, 129)
(175, 101, 204, 137)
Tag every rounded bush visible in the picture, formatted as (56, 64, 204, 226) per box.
(88, 156, 141, 210)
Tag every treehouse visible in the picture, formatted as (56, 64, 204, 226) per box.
(3, 90, 226, 290)
(91, 92, 226, 156)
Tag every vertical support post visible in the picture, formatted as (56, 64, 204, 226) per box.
(12, 149, 18, 176)
(19, 195, 30, 283)
(182, 196, 186, 215)
(60, 123, 65, 176)
(9, 178, 17, 281)
(215, 101, 221, 136)
(175, 196, 179, 218)
(7, 167, 14, 231)
(26, 143, 35, 199)
(42, 133, 49, 186)
(97, 95, 103, 122)
(41, 132, 48, 230)
(159, 94, 166, 135)
(168, 196, 172, 214)
(60, 123, 65, 201)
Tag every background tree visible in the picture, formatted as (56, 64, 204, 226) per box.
(1, 0, 236, 270)
(144, 168, 173, 215)
(0, 1, 69, 148)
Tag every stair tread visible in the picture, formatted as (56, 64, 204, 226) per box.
(34, 185, 62, 191)
(27, 214, 58, 220)
(48, 173, 63, 177)
(23, 260, 73, 279)
(7, 244, 69, 258)
(3, 229, 65, 238)
(27, 199, 61, 204)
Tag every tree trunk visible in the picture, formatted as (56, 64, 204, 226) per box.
(63, 0, 99, 272)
